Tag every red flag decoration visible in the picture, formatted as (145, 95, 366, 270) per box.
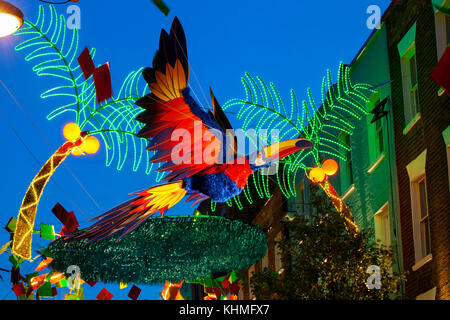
(431, 47, 450, 94)
(77, 47, 96, 80)
(96, 288, 113, 300)
(221, 277, 230, 289)
(52, 203, 79, 233)
(12, 283, 25, 297)
(86, 280, 98, 287)
(93, 63, 113, 103)
(77, 47, 113, 103)
(228, 282, 240, 295)
(127, 285, 142, 300)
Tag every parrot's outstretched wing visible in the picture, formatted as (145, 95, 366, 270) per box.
(136, 17, 237, 182)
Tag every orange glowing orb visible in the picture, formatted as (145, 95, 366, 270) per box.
(309, 167, 326, 183)
(83, 136, 100, 154)
(71, 148, 84, 156)
(322, 159, 338, 176)
(63, 123, 81, 141)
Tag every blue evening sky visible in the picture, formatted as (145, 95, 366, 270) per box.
(0, 0, 391, 300)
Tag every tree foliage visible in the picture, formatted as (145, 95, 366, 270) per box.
(250, 181, 405, 300)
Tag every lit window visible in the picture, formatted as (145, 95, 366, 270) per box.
(367, 96, 386, 165)
(406, 149, 432, 265)
(434, 11, 450, 59)
(417, 177, 431, 257)
(374, 203, 390, 247)
(398, 22, 421, 129)
(401, 49, 420, 124)
(339, 133, 353, 191)
(408, 53, 420, 116)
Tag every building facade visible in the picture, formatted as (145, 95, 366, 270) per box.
(383, 0, 450, 300)
(240, 0, 449, 300)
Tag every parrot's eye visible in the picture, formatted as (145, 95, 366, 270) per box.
(257, 152, 263, 158)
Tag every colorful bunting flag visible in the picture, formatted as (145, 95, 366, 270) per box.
(40, 224, 56, 241)
(0, 241, 11, 255)
(86, 280, 98, 287)
(35, 257, 53, 271)
(431, 47, 450, 94)
(51, 203, 79, 232)
(96, 288, 113, 300)
(25, 272, 39, 282)
(37, 282, 53, 297)
(93, 63, 113, 103)
(9, 255, 23, 269)
(77, 47, 96, 80)
(5, 217, 17, 233)
(12, 283, 25, 297)
(128, 285, 142, 300)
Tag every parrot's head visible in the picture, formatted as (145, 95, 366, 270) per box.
(248, 138, 313, 172)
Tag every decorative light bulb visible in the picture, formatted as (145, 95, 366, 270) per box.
(322, 159, 338, 176)
(309, 167, 326, 183)
(0, 1, 23, 38)
(63, 123, 81, 141)
(83, 136, 100, 154)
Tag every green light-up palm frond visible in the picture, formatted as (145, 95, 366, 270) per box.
(217, 62, 375, 210)
(14, 5, 160, 178)
(15, 5, 82, 122)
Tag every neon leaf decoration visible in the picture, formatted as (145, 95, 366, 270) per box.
(213, 63, 375, 210)
(13, 5, 162, 178)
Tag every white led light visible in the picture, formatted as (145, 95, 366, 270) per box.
(0, 12, 21, 37)
(0, 1, 23, 38)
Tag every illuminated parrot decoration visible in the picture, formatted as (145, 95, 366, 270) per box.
(68, 17, 312, 243)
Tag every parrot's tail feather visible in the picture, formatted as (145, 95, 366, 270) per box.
(64, 181, 187, 243)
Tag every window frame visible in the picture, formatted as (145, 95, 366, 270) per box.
(406, 149, 433, 267)
(398, 22, 421, 131)
(366, 93, 387, 168)
(434, 10, 450, 59)
(374, 202, 391, 248)
(416, 176, 431, 258)
(339, 132, 354, 194)
(401, 47, 420, 125)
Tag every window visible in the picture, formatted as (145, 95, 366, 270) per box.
(417, 177, 431, 258)
(339, 133, 353, 193)
(434, 11, 450, 59)
(398, 23, 421, 129)
(406, 149, 432, 266)
(374, 203, 391, 247)
(367, 95, 386, 167)
(408, 53, 420, 116)
(375, 116, 384, 155)
(443, 126, 450, 192)
(401, 49, 420, 123)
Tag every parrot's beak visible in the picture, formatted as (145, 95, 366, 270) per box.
(263, 138, 313, 161)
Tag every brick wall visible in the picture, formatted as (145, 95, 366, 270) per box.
(240, 187, 287, 299)
(384, 0, 450, 299)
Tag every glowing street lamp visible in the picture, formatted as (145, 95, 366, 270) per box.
(0, 1, 23, 38)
